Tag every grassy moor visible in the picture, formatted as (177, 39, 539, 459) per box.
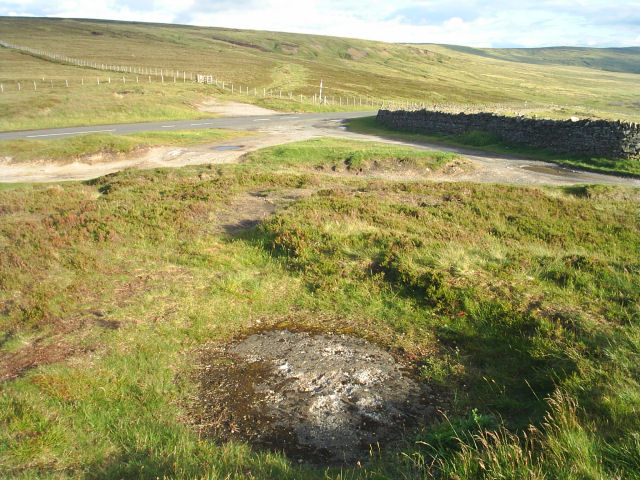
(1, 15, 640, 480)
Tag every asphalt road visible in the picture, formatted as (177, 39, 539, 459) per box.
(1, 110, 639, 186)
(0, 111, 376, 141)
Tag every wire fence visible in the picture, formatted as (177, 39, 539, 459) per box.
(1, 40, 616, 120)
(0, 39, 445, 110)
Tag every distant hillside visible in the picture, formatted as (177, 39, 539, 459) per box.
(443, 45, 640, 74)
(0, 17, 639, 125)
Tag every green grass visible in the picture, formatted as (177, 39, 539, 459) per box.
(1, 140, 640, 479)
(348, 116, 640, 177)
(0, 129, 250, 163)
(243, 137, 459, 172)
(0, 17, 638, 130)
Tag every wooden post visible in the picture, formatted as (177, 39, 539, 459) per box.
(34, 81, 37, 90)
(280, 90, 282, 98)
(263, 88, 266, 97)
(65, 79, 68, 87)
(123, 76, 125, 84)
(300, 94, 302, 102)
(50, 80, 53, 88)
(149, 76, 151, 83)
(97, 77, 100, 85)
(81, 77, 84, 85)
(136, 76, 139, 83)
(183, 71, 186, 83)
(18, 82, 21, 91)
(0, 84, 3, 93)
(232, 84, 234, 93)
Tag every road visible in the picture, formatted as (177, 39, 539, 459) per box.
(0, 111, 375, 141)
(1, 110, 639, 187)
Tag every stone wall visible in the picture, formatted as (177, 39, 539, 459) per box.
(376, 109, 640, 159)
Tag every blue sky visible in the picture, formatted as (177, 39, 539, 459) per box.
(1, 0, 639, 47)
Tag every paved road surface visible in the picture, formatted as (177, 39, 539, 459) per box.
(1, 110, 639, 187)
(0, 111, 375, 141)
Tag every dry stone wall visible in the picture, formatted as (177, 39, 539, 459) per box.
(376, 109, 640, 159)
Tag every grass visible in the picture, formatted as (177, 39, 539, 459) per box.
(242, 137, 458, 172)
(0, 17, 638, 130)
(348, 116, 640, 177)
(0, 129, 250, 163)
(1, 138, 640, 478)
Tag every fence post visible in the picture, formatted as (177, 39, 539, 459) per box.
(136, 76, 139, 83)
(149, 76, 151, 83)
(18, 82, 21, 91)
(123, 76, 125, 84)
(0, 84, 2, 93)
(65, 79, 68, 87)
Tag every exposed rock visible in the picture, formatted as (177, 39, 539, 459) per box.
(192, 330, 435, 464)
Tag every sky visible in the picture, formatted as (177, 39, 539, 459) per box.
(1, 0, 639, 48)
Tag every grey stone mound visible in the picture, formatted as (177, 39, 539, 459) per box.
(195, 330, 435, 464)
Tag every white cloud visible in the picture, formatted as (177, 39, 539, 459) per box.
(1, 0, 639, 47)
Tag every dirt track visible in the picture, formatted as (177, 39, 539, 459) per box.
(1, 100, 639, 187)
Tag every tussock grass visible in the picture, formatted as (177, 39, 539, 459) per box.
(1, 139, 639, 478)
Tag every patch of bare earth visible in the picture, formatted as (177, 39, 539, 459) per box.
(196, 98, 279, 116)
(0, 338, 94, 382)
(190, 330, 436, 464)
(214, 189, 313, 234)
(307, 156, 475, 182)
(346, 47, 367, 60)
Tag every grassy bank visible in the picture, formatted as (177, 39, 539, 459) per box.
(1, 139, 639, 478)
(348, 116, 640, 177)
(0, 129, 250, 163)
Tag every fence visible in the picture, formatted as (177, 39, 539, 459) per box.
(1, 39, 607, 118)
(0, 39, 439, 110)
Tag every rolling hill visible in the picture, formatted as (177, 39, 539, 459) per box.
(0, 16, 639, 129)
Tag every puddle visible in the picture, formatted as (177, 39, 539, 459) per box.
(191, 330, 436, 465)
(521, 164, 570, 176)
(213, 145, 243, 151)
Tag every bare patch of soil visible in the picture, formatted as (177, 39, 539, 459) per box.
(191, 330, 435, 464)
(215, 189, 313, 234)
(0, 339, 93, 382)
(196, 98, 278, 117)
(347, 48, 367, 60)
